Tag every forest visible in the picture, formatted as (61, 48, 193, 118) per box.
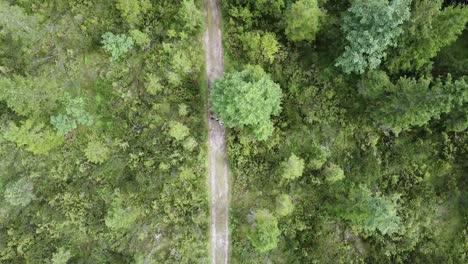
(0, 0, 467, 263)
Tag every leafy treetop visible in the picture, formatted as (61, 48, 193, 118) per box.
(336, 0, 411, 74)
(212, 65, 282, 140)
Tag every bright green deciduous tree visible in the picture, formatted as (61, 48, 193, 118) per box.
(51, 248, 72, 264)
(0, 75, 62, 118)
(240, 31, 279, 64)
(323, 163, 344, 183)
(168, 121, 190, 141)
(339, 185, 401, 235)
(248, 209, 281, 252)
(3, 119, 63, 155)
(212, 65, 282, 140)
(276, 194, 294, 217)
(101, 32, 134, 61)
(336, 0, 411, 74)
(282, 153, 305, 180)
(387, 0, 468, 73)
(116, 0, 152, 26)
(4, 178, 35, 207)
(129, 29, 150, 48)
(285, 0, 323, 42)
(160, 42, 201, 87)
(183, 137, 198, 151)
(178, 0, 203, 33)
(85, 140, 110, 164)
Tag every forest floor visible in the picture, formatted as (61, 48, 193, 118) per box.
(203, 0, 230, 263)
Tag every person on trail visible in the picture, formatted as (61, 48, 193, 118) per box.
(209, 112, 224, 126)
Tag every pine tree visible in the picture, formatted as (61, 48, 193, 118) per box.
(387, 0, 468, 73)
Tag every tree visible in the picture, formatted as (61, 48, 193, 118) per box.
(285, 0, 323, 42)
(338, 185, 401, 235)
(308, 143, 328, 170)
(168, 121, 190, 141)
(335, 0, 411, 74)
(3, 119, 63, 155)
(281, 153, 305, 180)
(160, 42, 201, 87)
(0, 1, 42, 48)
(0, 75, 62, 118)
(178, 0, 203, 33)
(85, 140, 110, 164)
(129, 29, 150, 48)
(323, 163, 344, 183)
(116, 0, 152, 26)
(445, 107, 468, 132)
(50, 97, 93, 136)
(240, 31, 279, 64)
(358, 70, 391, 99)
(212, 65, 282, 140)
(4, 178, 35, 207)
(251, 0, 285, 17)
(51, 248, 72, 264)
(276, 194, 294, 217)
(0, 1, 42, 71)
(248, 209, 280, 252)
(366, 74, 468, 134)
(387, 0, 468, 73)
(101, 32, 134, 61)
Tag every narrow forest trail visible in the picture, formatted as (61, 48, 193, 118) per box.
(203, 0, 230, 263)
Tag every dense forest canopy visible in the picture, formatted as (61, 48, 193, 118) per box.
(221, 0, 467, 263)
(0, 0, 467, 263)
(0, 0, 207, 263)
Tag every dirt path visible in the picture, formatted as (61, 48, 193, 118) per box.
(203, 0, 229, 263)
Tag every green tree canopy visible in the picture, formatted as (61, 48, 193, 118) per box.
(4, 119, 63, 155)
(276, 194, 294, 217)
(240, 31, 279, 64)
(4, 178, 35, 207)
(285, 0, 323, 42)
(105, 195, 141, 230)
(339, 185, 401, 235)
(178, 0, 203, 33)
(336, 0, 411, 74)
(248, 209, 281, 252)
(212, 65, 282, 140)
(101, 32, 134, 61)
(308, 143, 329, 170)
(361, 73, 468, 134)
(51, 248, 72, 264)
(85, 140, 110, 164)
(115, 0, 152, 26)
(386, 0, 468, 73)
(281, 153, 305, 180)
(0, 1, 42, 71)
(323, 163, 345, 183)
(50, 97, 93, 136)
(0, 75, 62, 118)
(168, 121, 190, 141)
